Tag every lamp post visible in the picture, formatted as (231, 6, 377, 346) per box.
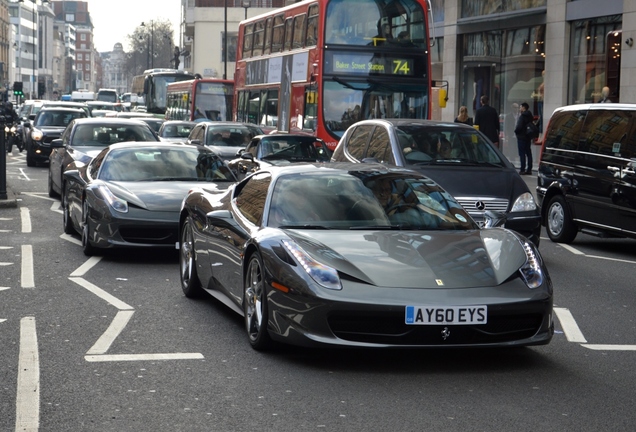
(242, 1, 251, 20)
(141, 21, 155, 69)
(223, 0, 227, 79)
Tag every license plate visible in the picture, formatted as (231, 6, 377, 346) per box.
(405, 306, 487, 325)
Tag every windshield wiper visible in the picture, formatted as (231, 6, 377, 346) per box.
(349, 225, 404, 230)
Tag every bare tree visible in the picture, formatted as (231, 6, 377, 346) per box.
(125, 19, 176, 77)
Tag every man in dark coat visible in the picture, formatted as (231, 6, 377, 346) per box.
(474, 95, 500, 148)
(514, 102, 535, 175)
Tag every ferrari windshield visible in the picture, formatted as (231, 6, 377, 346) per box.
(268, 172, 476, 230)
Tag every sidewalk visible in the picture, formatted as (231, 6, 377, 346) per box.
(0, 183, 19, 208)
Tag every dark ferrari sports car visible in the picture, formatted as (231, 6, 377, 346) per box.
(178, 163, 554, 350)
(63, 142, 237, 255)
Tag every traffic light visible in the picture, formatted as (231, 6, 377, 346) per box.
(12, 81, 23, 96)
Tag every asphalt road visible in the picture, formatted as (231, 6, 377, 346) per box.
(2, 150, 636, 431)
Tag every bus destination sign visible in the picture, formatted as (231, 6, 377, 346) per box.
(330, 53, 414, 76)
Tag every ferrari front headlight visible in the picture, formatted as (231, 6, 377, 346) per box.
(281, 239, 342, 290)
(96, 184, 128, 213)
(510, 192, 537, 212)
(519, 241, 543, 289)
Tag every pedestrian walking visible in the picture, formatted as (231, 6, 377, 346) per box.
(474, 95, 500, 148)
(514, 102, 534, 175)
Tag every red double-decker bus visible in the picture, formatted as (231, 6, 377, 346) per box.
(234, 0, 433, 150)
(165, 78, 234, 122)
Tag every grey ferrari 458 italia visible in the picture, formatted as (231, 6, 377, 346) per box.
(178, 163, 553, 350)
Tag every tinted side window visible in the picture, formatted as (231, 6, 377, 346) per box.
(366, 126, 395, 164)
(346, 125, 373, 160)
(191, 125, 204, 142)
(235, 172, 271, 225)
(579, 109, 636, 160)
(541, 110, 585, 167)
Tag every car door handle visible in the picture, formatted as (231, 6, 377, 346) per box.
(607, 165, 620, 172)
(624, 168, 635, 176)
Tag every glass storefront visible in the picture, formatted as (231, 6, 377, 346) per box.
(569, 15, 622, 104)
(459, 25, 545, 164)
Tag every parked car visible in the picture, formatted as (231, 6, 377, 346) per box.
(186, 121, 263, 160)
(48, 117, 161, 198)
(178, 163, 553, 350)
(227, 134, 331, 179)
(538, 103, 636, 243)
(62, 142, 237, 256)
(331, 119, 541, 246)
(25, 107, 88, 166)
(158, 120, 197, 143)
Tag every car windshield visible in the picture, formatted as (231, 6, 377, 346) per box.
(162, 124, 194, 138)
(260, 137, 331, 161)
(268, 172, 477, 230)
(207, 126, 261, 147)
(35, 110, 85, 127)
(395, 125, 505, 165)
(99, 147, 236, 182)
(72, 124, 159, 146)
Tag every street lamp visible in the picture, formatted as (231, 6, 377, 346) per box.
(223, 0, 227, 79)
(242, 1, 251, 20)
(141, 21, 155, 69)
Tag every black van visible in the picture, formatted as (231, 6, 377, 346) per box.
(537, 103, 636, 243)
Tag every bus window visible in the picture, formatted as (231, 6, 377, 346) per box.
(293, 15, 306, 49)
(306, 4, 319, 47)
(264, 17, 273, 55)
(243, 23, 254, 58)
(284, 18, 293, 51)
(253, 20, 266, 57)
(272, 15, 285, 53)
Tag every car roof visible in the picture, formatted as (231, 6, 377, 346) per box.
(37, 107, 86, 113)
(256, 161, 426, 179)
(350, 118, 477, 129)
(105, 141, 208, 152)
(68, 117, 156, 126)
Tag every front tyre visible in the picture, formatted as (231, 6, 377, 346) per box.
(62, 185, 75, 235)
(546, 195, 577, 243)
(244, 253, 272, 350)
(179, 218, 204, 298)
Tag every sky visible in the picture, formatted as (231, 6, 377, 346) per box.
(88, 0, 182, 53)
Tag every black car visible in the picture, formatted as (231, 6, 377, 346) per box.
(227, 134, 331, 179)
(331, 119, 541, 246)
(48, 117, 160, 198)
(62, 142, 237, 256)
(178, 163, 553, 350)
(25, 107, 88, 166)
(186, 121, 263, 160)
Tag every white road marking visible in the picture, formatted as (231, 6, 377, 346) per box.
(586, 255, 636, 265)
(50, 201, 62, 214)
(0, 287, 10, 291)
(85, 353, 204, 362)
(553, 307, 587, 343)
(60, 233, 82, 246)
(0, 217, 13, 221)
(69, 256, 102, 277)
(21, 245, 34, 288)
(19, 168, 30, 180)
(69, 277, 133, 310)
(15, 316, 39, 432)
(86, 310, 135, 355)
(582, 345, 636, 351)
(0, 262, 14, 266)
(559, 243, 585, 255)
(0, 229, 11, 233)
(21, 207, 31, 233)
(0, 246, 14, 249)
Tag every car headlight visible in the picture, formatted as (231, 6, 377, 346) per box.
(519, 241, 543, 289)
(96, 184, 128, 213)
(281, 239, 342, 290)
(31, 129, 44, 142)
(510, 192, 537, 212)
(10, 126, 16, 133)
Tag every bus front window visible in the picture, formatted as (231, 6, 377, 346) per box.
(325, 0, 427, 48)
(322, 80, 428, 137)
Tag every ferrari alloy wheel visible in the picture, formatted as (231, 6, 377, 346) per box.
(81, 200, 96, 256)
(62, 186, 75, 235)
(179, 218, 203, 298)
(546, 195, 577, 244)
(244, 253, 272, 350)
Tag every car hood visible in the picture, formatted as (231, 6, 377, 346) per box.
(38, 126, 67, 134)
(286, 228, 527, 289)
(106, 181, 229, 211)
(406, 164, 528, 201)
